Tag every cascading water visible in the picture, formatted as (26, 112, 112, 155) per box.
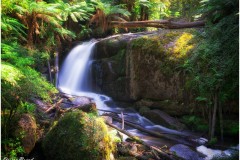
(58, 41, 96, 93)
(58, 40, 237, 159)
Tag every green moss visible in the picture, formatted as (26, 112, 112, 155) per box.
(130, 30, 196, 77)
(111, 49, 125, 61)
(42, 110, 114, 160)
(131, 36, 165, 57)
(111, 49, 126, 76)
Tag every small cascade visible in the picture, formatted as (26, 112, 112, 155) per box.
(58, 40, 96, 93)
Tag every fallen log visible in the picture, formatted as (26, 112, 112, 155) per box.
(106, 121, 143, 144)
(106, 122, 176, 160)
(117, 146, 150, 160)
(121, 111, 124, 130)
(110, 115, 189, 139)
(45, 98, 64, 113)
(101, 113, 142, 126)
(110, 20, 205, 29)
(98, 109, 129, 115)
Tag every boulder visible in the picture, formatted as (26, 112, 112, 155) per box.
(93, 30, 196, 106)
(42, 110, 114, 160)
(140, 108, 186, 130)
(15, 114, 38, 154)
(71, 96, 92, 106)
(61, 96, 97, 113)
(170, 144, 204, 160)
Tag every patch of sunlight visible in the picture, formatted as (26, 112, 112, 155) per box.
(172, 32, 194, 58)
(1, 63, 25, 86)
(147, 27, 158, 31)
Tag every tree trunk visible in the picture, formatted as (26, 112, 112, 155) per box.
(47, 60, 53, 83)
(211, 93, 218, 140)
(110, 20, 205, 29)
(54, 51, 59, 87)
(208, 104, 212, 138)
(27, 14, 37, 47)
(219, 100, 223, 141)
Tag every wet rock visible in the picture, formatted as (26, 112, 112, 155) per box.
(60, 96, 97, 112)
(94, 36, 129, 59)
(196, 145, 239, 160)
(140, 109, 186, 130)
(71, 96, 92, 106)
(15, 114, 38, 154)
(170, 144, 204, 160)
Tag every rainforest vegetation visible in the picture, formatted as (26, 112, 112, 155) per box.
(1, 0, 239, 159)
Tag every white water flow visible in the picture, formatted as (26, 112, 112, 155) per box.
(58, 41, 96, 92)
(57, 40, 237, 158)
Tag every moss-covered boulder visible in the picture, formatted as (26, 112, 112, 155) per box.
(93, 29, 197, 104)
(15, 114, 38, 154)
(42, 110, 114, 160)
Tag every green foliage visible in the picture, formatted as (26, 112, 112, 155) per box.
(78, 25, 93, 39)
(168, 0, 201, 21)
(1, 41, 57, 153)
(181, 115, 208, 132)
(17, 102, 36, 114)
(2, 137, 25, 159)
(208, 137, 218, 145)
(90, 0, 131, 33)
(1, 41, 57, 103)
(1, 15, 26, 41)
(58, 1, 94, 22)
(185, 0, 238, 104)
(221, 120, 239, 136)
(43, 110, 115, 160)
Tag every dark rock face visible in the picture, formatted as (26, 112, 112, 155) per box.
(93, 30, 195, 114)
(92, 35, 131, 101)
(170, 144, 204, 160)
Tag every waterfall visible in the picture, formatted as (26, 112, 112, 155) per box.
(58, 39, 213, 153)
(58, 40, 96, 94)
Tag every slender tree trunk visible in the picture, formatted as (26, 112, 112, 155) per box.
(27, 23, 34, 47)
(47, 60, 53, 83)
(219, 100, 223, 141)
(54, 51, 59, 87)
(211, 92, 218, 140)
(27, 14, 37, 47)
(208, 104, 212, 138)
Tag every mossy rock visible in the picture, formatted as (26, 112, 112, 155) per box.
(42, 110, 114, 160)
(14, 113, 38, 154)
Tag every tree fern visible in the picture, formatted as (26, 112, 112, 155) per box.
(1, 15, 26, 40)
